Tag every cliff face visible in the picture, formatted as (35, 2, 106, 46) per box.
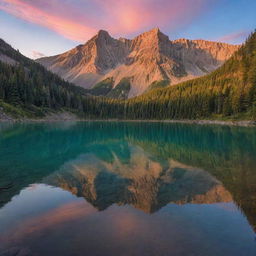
(37, 28, 240, 97)
(171, 38, 240, 77)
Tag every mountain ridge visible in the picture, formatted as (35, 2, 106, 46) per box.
(37, 28, 240, 98)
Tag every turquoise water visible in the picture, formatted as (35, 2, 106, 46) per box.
(0, 122, 256, 256)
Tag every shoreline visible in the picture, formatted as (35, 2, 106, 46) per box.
(0, 117, 255, 127)
(1, 109, 255, 127)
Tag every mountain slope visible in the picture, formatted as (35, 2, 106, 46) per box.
(0, 39, 89, 118)
(37, 28, 239, 97)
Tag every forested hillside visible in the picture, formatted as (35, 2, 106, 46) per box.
(0, 31, 256, 120)
(0, 39, 89, 117)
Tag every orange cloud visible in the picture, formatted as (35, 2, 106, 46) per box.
(0, 0, 214, 42)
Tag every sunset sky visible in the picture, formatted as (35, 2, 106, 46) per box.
(0, 0, 255, 58)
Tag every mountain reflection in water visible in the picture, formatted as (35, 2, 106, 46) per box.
(0, 122, 256, 256)
(45, 144, 232, 213)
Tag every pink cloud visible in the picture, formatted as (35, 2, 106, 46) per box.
(99, 0, 210, 35)
(218, 31, 250, 44)
(0, 0, 214, 42)
(0, 201, 96, 244)
(0, 0, 98, 41)
(31, 50, 46, 59)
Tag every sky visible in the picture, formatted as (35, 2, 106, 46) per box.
(0, 0, 255, 59)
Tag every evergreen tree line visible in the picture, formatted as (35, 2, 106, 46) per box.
(0, 61, 88, 109)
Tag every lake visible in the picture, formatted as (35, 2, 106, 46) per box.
(0, 122, 256, 256)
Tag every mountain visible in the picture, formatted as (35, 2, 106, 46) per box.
(0, 31, 255, 121)
(37, 28, 239, 97)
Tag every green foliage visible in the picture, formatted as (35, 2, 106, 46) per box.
(89, 77, 131, 99)
(0, 100, 45, 118)
(89, 77, 114, 96)
(145, 80, 170, 92)
(107, 77, 131, 99)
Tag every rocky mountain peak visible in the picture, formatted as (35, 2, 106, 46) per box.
(95, 29, 112, 40)
(97, 29, 109, 36)
(134, 27, 169, 43)
(37, 28, 240, 98)
(145, 27, 164, 36)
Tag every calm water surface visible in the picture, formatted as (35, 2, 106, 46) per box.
(0, 122, 256, 256)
